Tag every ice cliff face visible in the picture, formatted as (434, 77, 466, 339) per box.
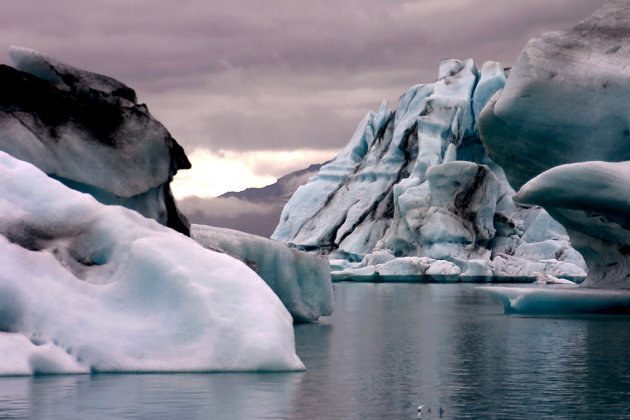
(191, 224, 333, 322)
(273, 60, 586, 282)
(479, 0, 630, 288)
(0, 46, 191, 234)
(0, 151, 303, 374)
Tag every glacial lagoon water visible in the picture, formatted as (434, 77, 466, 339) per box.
(2, 283, 630, 419)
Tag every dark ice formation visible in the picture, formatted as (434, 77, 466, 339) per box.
(480, 0, 630, 287)
(480, 0, 630, 190)
(0, 46, 191, 234)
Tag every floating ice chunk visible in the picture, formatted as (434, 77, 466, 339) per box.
(331, 257, 461, 282)
(480, 286, 630, 314)
(191, 224, 333, 322)
(273, 59, 479, 256)
(0, 152, 303, 374)
(377, 257, 430, 277)
(515, 160, 630, 287)
(514, 161, 630, 215)
(491, 254, 586, 283)
(458, 258, 493, 280)
(332, 265, 378, 282)
(425, 260, 461, 276)
(534, 272, 576, 285)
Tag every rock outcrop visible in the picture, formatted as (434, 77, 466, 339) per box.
(0, 46, 191, 234)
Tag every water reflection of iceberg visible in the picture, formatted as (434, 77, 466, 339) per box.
(480, 286, 630, 314)
(0, 373, 303, 419)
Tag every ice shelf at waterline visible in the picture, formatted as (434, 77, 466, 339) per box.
(273, 59, 586, 283)
(0, 152, 303, 375)
(480, 286, 630, 315)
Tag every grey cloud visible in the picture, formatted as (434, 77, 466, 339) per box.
(203, 106, 366, 151)
(0, 0, 606, 155)
(1, 0, 604, 85)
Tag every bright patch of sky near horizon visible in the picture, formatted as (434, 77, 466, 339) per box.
(0, 0, 605, 197)
(171, 148, 340, 198)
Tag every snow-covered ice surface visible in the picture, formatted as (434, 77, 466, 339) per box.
(0, 152, 303, 375)
(191, 224, 333, 322)
(273, 59, 585, 282)
(480, 286, 630, 315)
(0, 46, 191, 234)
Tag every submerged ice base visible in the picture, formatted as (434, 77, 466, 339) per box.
(481, 286, 630, 315)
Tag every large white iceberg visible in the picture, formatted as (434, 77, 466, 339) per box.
(0, 151, 303, 375)
(191, 225, 333, 322)
(273, 59, 585, 282)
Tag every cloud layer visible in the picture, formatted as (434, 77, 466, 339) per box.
(0, 0, 605, 195)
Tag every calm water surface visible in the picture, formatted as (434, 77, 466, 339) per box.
(2, 283, 630, 419)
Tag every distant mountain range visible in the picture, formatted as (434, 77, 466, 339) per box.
(221, 162, 325, 203)
(177, 162, 325, 237)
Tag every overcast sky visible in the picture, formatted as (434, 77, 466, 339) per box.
(1, 0, 604, 197)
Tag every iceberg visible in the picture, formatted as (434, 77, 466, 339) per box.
(273, 59, 585, 282)
(479, 1, 630, 287)
(479, 0, 630, 190)
(191, 225, 333, 322)
(0, 46, 191, 234)
(515, 161, 630, 288)
(480, 286, 630, 315)
(0, 151, 303, 375)
(272, 103, 394, 250)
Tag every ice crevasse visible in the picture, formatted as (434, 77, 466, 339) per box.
(0, 152, 304, 375)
